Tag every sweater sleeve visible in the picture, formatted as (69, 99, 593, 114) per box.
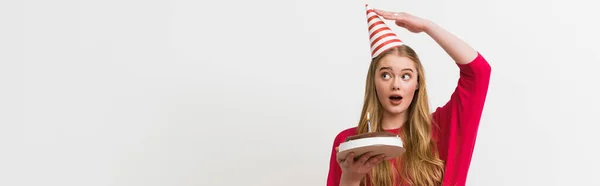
(432, 52, 491, 186)
(327, 129, 351, 186)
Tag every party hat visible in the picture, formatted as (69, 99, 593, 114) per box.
(365, 4, 404, 58)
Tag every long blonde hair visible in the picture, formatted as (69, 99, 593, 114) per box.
(356, 45, 445, 186)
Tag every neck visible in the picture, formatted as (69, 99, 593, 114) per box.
(381, 110, 407, 130)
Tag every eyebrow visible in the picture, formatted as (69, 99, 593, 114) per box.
(379, 67, 414, 72)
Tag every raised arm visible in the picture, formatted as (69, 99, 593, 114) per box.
(373, 9, 478, 65)
(374, 8, 492, 186)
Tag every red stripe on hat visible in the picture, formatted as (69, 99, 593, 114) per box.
(368, 21, 385, 31)
(369, 26, 393, 39)
(372, 39, 402, 55)
(370, 33, 399, 47)
(367, 14, 379, 23)
(366, 9, 375, 14)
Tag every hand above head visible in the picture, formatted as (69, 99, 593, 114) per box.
(372, 8, 431, 34)
(372, 7, 478, 64)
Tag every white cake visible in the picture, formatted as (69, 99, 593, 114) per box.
(337, 132, 405, 160)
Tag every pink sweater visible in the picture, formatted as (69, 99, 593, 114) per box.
(327, 52, 492, 186)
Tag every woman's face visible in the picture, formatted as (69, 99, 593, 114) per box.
(374, 54, 419, 115)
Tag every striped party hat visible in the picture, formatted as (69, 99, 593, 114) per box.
(365, 4, 404, 58)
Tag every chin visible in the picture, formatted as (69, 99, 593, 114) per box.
(383, 105, 408, 115)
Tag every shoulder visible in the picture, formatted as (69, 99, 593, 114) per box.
(336, 127, 358, 138)
(332, 127, 358, 146)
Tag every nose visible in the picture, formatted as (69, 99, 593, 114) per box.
(392, 77, 401, 90)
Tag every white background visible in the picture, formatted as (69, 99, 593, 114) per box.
(1, 0, 599, 185)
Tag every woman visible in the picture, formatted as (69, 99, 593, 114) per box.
(327, 5, 492, 186)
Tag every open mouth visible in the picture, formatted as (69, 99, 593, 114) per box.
(389, 95, 403, 101)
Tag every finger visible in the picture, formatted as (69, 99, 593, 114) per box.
(372, 154, 386, 166)
(374, 9, 407, 20)
(338, 158, 347, 167)
(367, 154, 386, 165)
(335, 147, 339, 152)
(378, 154, 387, 162)
(373, 8, 393, 16)
(336, 150, 346, 163)
(373, 9, 395, 19)
(357, 151, 374, 164)
(346, 152, 355, 163)
(366, 155, 380, 165)
(336, 151, 349, 163)
(395, 21, 407, 28)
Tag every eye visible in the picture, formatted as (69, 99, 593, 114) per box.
(381, 73, 391, 79)
(401, 74, 411, 80)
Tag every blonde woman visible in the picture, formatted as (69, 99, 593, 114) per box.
(327, 6, 492, 186)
